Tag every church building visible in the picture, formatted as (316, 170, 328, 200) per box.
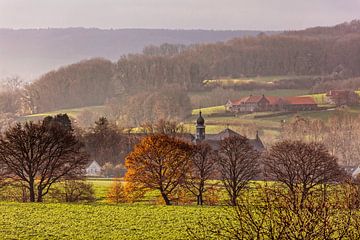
(193, 111, 265, 151)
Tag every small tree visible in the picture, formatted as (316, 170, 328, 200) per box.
(218, 135, 259, 206)
(0, 120, 88, 202)
(125, 134, 192, 205)
(184, 142, 217, 205)
(107, 179, 126, 203)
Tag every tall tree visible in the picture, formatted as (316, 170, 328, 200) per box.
(0, 120, 88, 202)
(125, 134, 192, 205)
(184, 142, 217, 205)
(264, 140, 343, 209)
(81, 117, 127, 165)
(218, 135, 260, 206)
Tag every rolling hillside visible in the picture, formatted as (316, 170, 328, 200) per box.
(0, 28, 275, 80)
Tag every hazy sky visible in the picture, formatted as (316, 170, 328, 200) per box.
(0, 0, 359, 30)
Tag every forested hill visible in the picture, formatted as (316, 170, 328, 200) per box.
(0, 28, 273, 79)
(3, 20, 360, 117)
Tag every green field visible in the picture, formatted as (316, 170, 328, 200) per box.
(22, 105, 106, 122)
(203, 75, 315, 86)
(0, 178, 224, 239)
(0, 202, 221, 240)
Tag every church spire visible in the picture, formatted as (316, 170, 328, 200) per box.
(196, 111, 205, 141)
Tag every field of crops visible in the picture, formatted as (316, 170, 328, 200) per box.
(0, 202, 222, 239)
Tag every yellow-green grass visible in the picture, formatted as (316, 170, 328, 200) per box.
(22, 105, 106, 121)
(0, 202, 223, 240)
(192, 105, 226, 115)
(88, 179, 114, 202)
(203, 75, 316, 85)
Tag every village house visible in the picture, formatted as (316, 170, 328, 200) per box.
(226, 95, 317, 113)
(326, 90, 359, 106)
(85, 160, 102, 176)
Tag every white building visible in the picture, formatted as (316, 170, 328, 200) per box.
(85, 160, 102, 176)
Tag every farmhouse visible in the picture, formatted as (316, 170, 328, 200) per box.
(85, 160, 102, 176)
(193, 111, 264, 151)
(326, 90, 359, 106)
(226, 95, 317, 113)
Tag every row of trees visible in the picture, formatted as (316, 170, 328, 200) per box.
(189, 141, 357, 239)
(124, 133, 342, 206)
(281, 114, 360, 166)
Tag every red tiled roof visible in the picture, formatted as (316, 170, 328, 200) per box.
(244, 95, 264, 103)
(228, 96, 263, 105)
(265, 96, 283, 105)
(228, 99, 242, 105)
(283, 96, 317, 105)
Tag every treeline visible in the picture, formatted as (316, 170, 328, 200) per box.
(4, 20, 360, 115)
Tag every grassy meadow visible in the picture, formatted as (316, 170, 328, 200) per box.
(0, 202, 221, 240)
(0, 179, 223, 239)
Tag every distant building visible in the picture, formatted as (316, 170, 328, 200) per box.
(283, 96, 318, 111)
(85, 160, 102, 176)
(193, 111, 264, 152)
(226, 95, 317, 113)
(326, 90, 359, 106)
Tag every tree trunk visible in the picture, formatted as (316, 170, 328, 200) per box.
(230, 192, 237, 206)
(29, 180, 35, 202)
(197, 192, 204, 205)
(37, 188, 43, 202)
(161, 191, 171, 205)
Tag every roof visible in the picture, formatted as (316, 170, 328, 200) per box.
(201, 128, 265, 151)
(283, 96, 317, 105)
(265, 96, 283, 105)
(86, 160, 101, 169)
(228, 95, 268, 106)
(241, 95, 265, 104)
(206, 128, 240, 141)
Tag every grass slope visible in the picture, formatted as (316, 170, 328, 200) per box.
(22, 105, 106, 121)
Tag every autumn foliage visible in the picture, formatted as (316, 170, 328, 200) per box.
(125, 134, 193, 205)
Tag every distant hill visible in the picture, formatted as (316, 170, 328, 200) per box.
(0, 28, 276, 80)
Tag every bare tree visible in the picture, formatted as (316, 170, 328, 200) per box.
(0, 120, 88, 202)
(264, 140, 343, 209)
(184, 142, 217, 205)
(218, 135, 260, 206)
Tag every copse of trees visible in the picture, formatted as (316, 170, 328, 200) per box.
(81, 117, 128, 166)
(189, 141, 356, 240)
(0, 114, 88, 202)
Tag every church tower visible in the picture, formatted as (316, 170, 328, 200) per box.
(196, 111, 205, 141)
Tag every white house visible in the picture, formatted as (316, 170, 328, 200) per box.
(85, 160, 102, 176)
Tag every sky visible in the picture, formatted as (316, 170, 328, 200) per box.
(0, 0, 359, 30)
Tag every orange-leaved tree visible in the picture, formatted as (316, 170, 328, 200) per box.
(125, 134, 192, 205)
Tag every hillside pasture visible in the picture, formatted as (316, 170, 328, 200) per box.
(21, 105, 106, 122)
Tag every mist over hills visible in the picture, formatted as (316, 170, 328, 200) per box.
(0, 28, 276, 80)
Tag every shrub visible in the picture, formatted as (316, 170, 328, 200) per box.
(106, 180, 126, 203)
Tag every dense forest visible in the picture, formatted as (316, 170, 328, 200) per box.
(2, 20, 360, 123)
